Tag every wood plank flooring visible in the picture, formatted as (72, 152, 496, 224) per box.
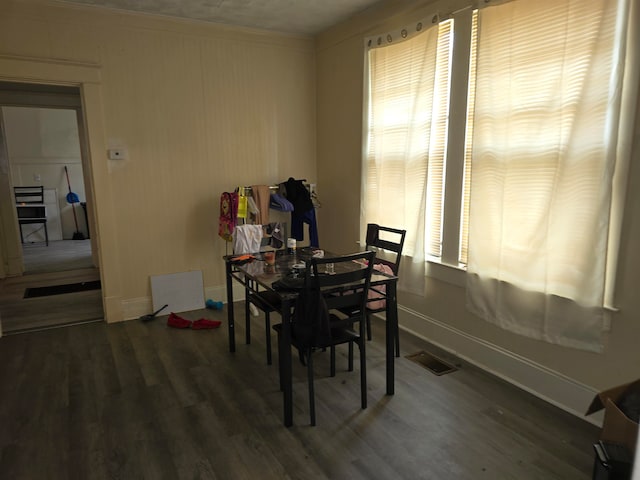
(0, 306, 599, 479)
(0, 268, 103, 333)
(0, 239, 102, 333)
(22, 239, 94, 274)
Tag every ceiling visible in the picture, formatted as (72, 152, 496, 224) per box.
(56, 0, 386, 35)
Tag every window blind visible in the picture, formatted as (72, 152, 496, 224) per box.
(365, 20, 451, 259)
(458, 10, 477, 266)
(425, 19, 452, 258)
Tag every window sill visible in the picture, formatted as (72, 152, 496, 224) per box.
(424, 258, 621, 312)
(425, 259, 466, 288)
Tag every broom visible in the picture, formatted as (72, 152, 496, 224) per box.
(64, 166, 85, 240)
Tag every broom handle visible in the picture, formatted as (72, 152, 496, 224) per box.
(64, 166, 73, 194)
(64, 166, 80, 231)
(70, 202, 80, 231)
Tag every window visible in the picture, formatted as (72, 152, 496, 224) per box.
(364, 18, 448, 261)
(364, 0, 635, 351)
(364, 10, 476, 267)
(365, 0, 629, 275)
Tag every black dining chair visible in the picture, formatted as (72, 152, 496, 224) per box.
(246, 277, 281, 365)
(273, 251, 375, 426)
(242, 222, 289, 365)
(363, 224, 406, 355)
(243, 224, 287, 365)
(14, 186, 49, 246)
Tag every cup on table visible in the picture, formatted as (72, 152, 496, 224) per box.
(287, 238, 297, 255)
(263, 251, 276, 266)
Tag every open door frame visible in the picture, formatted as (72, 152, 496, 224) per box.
(0, 84, 94, 273)
(0, 56, 124, 324)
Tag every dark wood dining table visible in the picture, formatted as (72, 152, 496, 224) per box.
(223, 248, 398, 427)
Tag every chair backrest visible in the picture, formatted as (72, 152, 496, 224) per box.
(293, 251, 376, 346)
(365, 224, 406, 275)
(260, 221, 288, 250)
(14, 186, 44, 204)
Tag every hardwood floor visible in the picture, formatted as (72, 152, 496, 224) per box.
(22, 239, 93, 274)
(0, 306, 599, 479)
(0, 239, 102, 333)
(0, 268, 103, 333)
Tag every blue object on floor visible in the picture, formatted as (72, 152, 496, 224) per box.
(206, 299, 223, 310)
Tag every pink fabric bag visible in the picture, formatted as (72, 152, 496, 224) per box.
(368, 263, 393, 310)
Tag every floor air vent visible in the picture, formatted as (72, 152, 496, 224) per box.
(24, 280, 101, 298)
(405, 350, 457, 376)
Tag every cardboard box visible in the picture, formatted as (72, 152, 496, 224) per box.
(586, 379, 640, 454)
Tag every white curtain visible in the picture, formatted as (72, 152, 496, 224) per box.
(363, 19, 452, 294)
(363, 20, 443, 263)
(466, 0, 635, 352)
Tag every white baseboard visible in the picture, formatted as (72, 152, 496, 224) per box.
(121, 283, 245, 321)
(396, 305, 603, 427)
(121, 296, 151, 321)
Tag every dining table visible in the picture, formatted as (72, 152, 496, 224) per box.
(223, 248, 398, 427)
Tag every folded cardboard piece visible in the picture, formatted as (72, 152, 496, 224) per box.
(586, 379, 640, 454)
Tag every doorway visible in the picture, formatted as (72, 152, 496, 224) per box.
(0, 82, 103, 334)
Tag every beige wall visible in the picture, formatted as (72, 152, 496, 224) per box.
(316, 0, 640, 412)
(0, 0, 316, 320)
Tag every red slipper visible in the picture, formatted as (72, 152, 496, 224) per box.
(191, 319, 222, 330)
(167, 312, 192, 329)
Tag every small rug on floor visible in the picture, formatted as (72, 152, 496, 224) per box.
(405, 350, 457, 376)
(24, 280, 101, 298)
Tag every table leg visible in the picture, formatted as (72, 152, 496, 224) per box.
(225, 261, 236, 353)
(280, 298, 293, 427)
(386, 280, 397, 395)
(245, 283, 251, 345)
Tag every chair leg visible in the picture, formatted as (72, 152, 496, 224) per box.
(265, 312, 272, 365)
(307, 348, 316, 426)
(330, 346, 336, 377)
(44, 222, 49, 247)
(395, 322, 400, 357)
(348, 342, 354, 371)
(245, 288, 251, 345)
(276, 329, 284, 392)
(359, 339, 367, 409)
